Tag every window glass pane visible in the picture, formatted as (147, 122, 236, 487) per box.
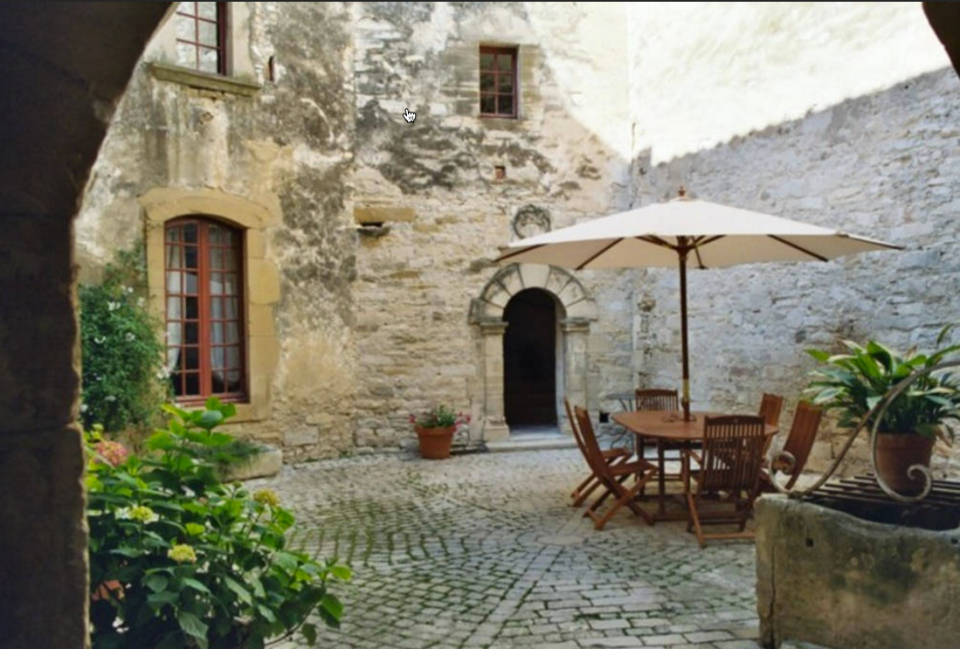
(185, 271, 199, 294)
(167, 348, 181, 370)
(175, 14, 195, 40)
(185, 246, 198, 269)
(224, 273, 238, 296)
(210, 247, 223, 270)
(172, 373, 184, 397)
(185, 373, 200, 395)
(185, 322, 199, 345)
(497, 74, 513, 92)
(166, 271, 181, 293)
(211, 322, 224, 344)
(211, 346, 224, 370)
(480, 95, 495, 114)
(167, 323, 182, 346)
(185, 347, 200, 370)
(223, 229, 235, 245)
(496, 54, 513, 72)
(167, 297, 182, 320)
(199, 47, 219, 73)
(480, 73, 495, 92)
(210, 272, 223, 295)
(226, 346, 240, 369)
(225, 298, 237, 319)
(185, 296, 199, 319)
(166, 227, 179, 243)
(212, 370, 226, 393)
(209, 225, 223, 244)
(224, 247, 237, 271)
(480, 52, 495, 70)
(198, 2, 217, 19)
(498, 94, 513, 114)
(166, 246, 182, 269)
(178, 2, 196, 16)
(226, 322, 239, 344)
(183, 224, 198, 243)
(227, 370, 242, 391)
(177, 42, 197, 68)
(210, 297, 222, 319)
(198, 21, 218, 47)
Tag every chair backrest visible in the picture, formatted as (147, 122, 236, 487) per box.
(780, 401, 823, 489)
(635, 388, 679, 412)
(564, 398, 589, 460)
(699, 415, 767, 494)
(758, 393, 784, 427)
(573, 405, 609, 480)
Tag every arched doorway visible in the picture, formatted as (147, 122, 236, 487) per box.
(503, 288, 560, 432)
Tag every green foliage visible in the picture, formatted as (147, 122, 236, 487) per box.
(408, 405, 470, 429)
(80, 245, 168, 433)
(804, 326, 960, 440)
(190, 438, 268, 478)
(86, 398, 350, 648)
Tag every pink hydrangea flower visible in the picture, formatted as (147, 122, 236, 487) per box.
(95, 440, 130, 467)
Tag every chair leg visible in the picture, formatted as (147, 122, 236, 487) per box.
(686, 492, 706, 548)
(588, 471, 656, 530)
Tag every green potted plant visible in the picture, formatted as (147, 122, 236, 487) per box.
(804, 329, 960, 494)
(409, 406, 470, 460)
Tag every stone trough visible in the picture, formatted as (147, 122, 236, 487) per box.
(756, 491, 960, 649)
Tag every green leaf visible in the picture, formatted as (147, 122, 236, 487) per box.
(111, 547, 144, 558)
(220, 402, 237, 419)
(274, 551, 299, 572)
(320, 593, 344, 621)
(205, 396, 221, 411)
(301, 622, 318, 645)
(178, 610, 209, 647)
(257, 604, 277, 623)
(330, 564, 352, 581)
(182, 578, 210, 594)
(806, 349, 831, 363)
(147, 590, 179, 606)
(185, 523, 205, 536)
(197, 410, 224, 431)
(224, 575, 252, 605)
(144, 574, 169, 593)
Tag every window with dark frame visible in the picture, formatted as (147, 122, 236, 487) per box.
(164, 218, 245, 402)
(174, 2, 228, 75)
(480, 46, 518, 118)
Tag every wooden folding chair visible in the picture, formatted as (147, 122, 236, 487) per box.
(564, 398, 631, 507)
(574, 405, 658, 530)
(758, 393, 784, 456)
(635, 388, 687, 480)
(681, 415, 766, 548)
(762, 401, 822, 491)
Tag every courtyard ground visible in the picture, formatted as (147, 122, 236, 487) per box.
(258, 449, 769, 649)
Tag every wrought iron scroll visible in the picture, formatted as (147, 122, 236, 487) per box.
(768, 359, 960, 503)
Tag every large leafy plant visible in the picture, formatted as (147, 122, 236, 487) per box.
(804, 327, 960, 439)
(86, 398, 349, 648)
(80, 245, 168, 433)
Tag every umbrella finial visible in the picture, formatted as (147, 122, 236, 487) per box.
(678, 186, 687, 198)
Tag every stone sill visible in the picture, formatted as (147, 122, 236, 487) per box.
(149, 62, 261, 97)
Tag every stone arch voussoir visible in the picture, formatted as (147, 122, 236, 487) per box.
(469, 263, 597, 324)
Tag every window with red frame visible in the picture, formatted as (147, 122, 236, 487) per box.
(165, 218, 245, 402)
(479, 46, 518, 118)
(174, 2, 228, 75)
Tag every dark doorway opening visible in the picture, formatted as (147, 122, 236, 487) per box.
(504, 288, 558, 430)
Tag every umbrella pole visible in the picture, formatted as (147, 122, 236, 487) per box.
(678, 245, 692, 421)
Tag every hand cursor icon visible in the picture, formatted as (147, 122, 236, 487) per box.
(403, 108, 416, 124)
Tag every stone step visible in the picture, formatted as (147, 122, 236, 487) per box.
(485, 436, 578, 453)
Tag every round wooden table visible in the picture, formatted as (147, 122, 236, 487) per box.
(611, 410, 778, 521)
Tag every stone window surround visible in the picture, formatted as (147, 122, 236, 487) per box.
(470, 263, 597, 440)
(141, 187, 281, 423)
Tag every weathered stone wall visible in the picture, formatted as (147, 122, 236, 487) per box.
(632, 68, 960, 473)
(76, 2, 359, 459)
(349, 2, 634, 448)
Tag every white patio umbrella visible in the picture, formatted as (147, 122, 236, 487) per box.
(496, 189, 902, 421)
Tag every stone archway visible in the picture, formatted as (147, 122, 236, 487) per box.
(469, 264, 597, 441)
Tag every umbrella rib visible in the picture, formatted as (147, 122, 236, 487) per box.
(693, 246, 707, 269)
(637, 235, 675, 249)
(576, 238, 624, 270)
(767, 235, 829, 262)
(495, 243, 546, 263)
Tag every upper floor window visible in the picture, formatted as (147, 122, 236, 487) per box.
(165, 218, 245, 402)
(175, 2, 228, 75)
(480, 46, 518, 118)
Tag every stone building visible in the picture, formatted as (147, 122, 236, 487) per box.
(76, 1, 956, 469)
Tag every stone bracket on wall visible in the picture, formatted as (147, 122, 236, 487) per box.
(470, 263, 597, 442)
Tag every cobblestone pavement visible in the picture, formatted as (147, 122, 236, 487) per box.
(258, 450, 764, 649)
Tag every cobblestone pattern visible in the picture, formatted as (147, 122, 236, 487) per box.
(258, 450, 763, 649)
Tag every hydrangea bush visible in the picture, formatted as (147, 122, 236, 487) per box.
(80, 246, 168, 433)
(86, 398, 349, 648)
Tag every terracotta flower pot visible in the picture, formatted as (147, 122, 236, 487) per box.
(415, 425, 456, 459)
(875, 432, 935, 495)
